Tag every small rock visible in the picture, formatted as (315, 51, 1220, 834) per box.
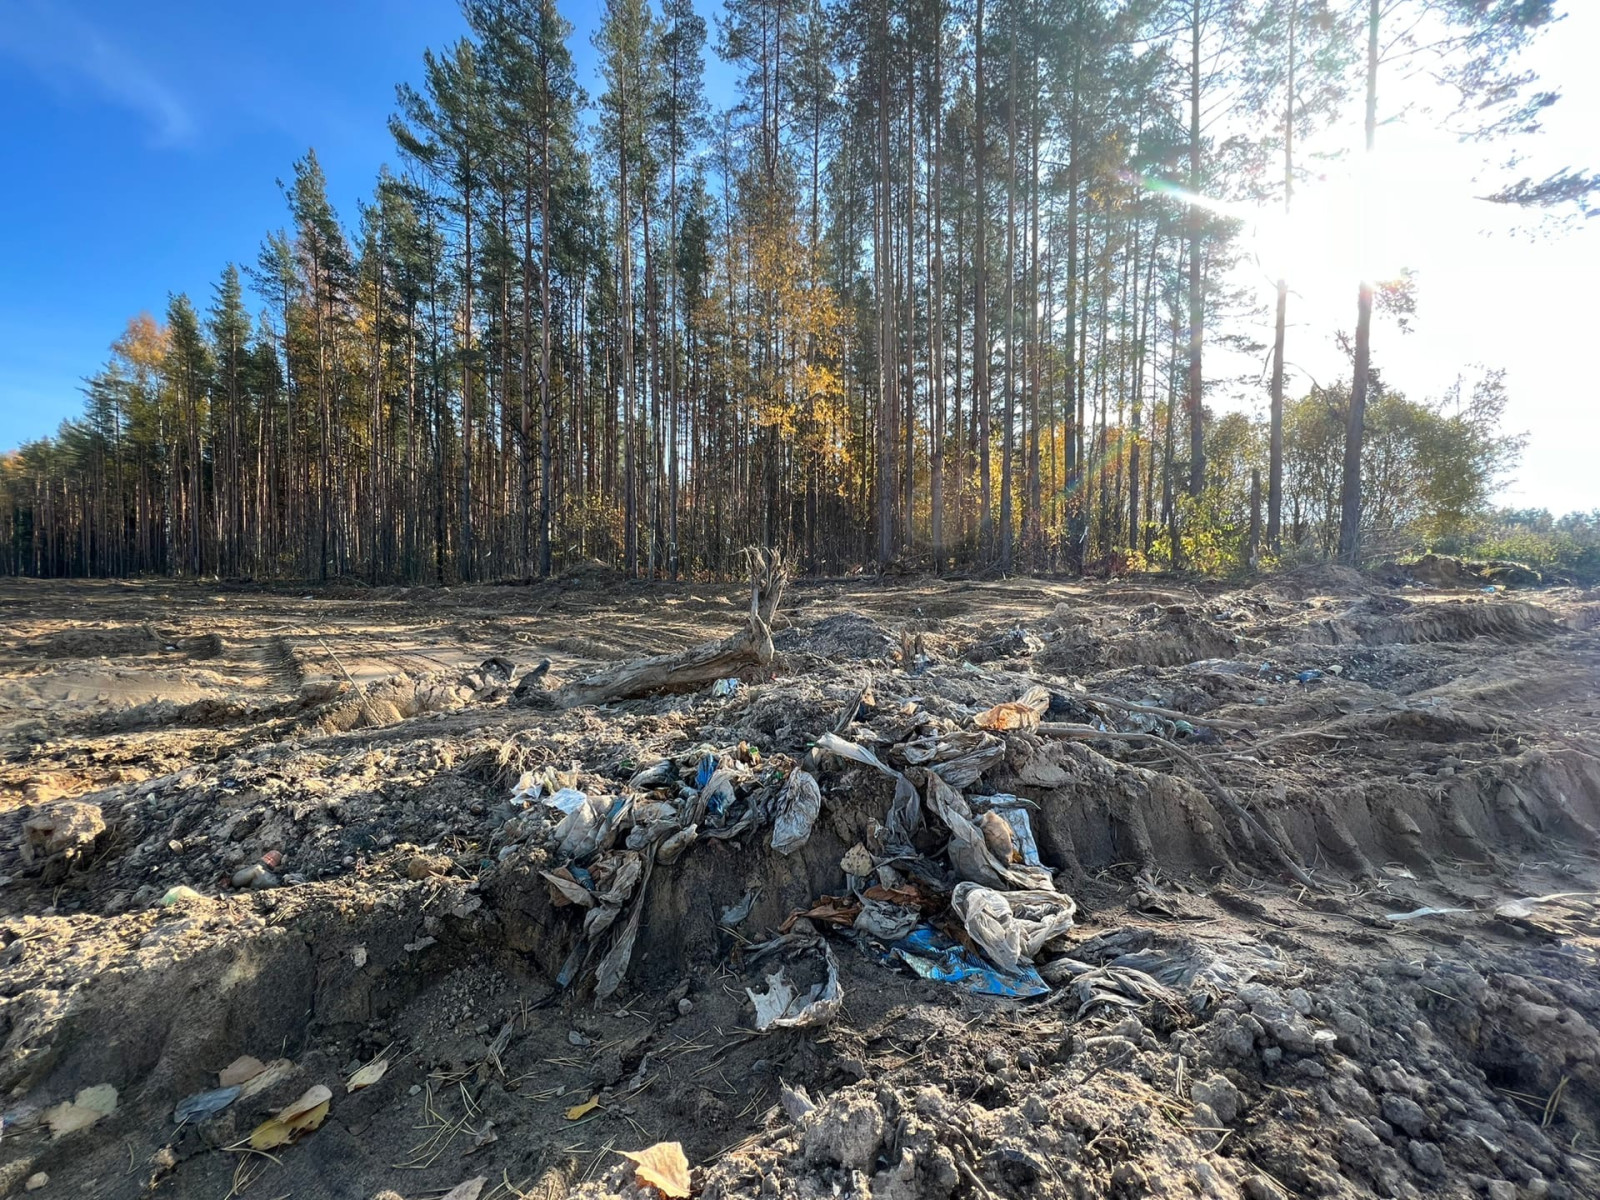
(1341, 1118, 1381, 1150)
(26, 1174, 48, 1192)
(677, 998, 693, 1015)
(405, 853, 453, 880)
(20, 800, 104, 864)
(1191, 1075, 1242, 1124)
(803, 1092, 886, 1170)
(1382, 1093, 1427, 1137)
(1241, 1176, 1281, 1200)
(1409, 1140, 1445, 1176)
(1487, 1182, 1516, 1200)
(1220, 1023, 1256, 1058)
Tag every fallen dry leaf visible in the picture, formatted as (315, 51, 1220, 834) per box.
(218, 1055, 266, 1087)
(974, 701, 1039, 732)
(276, 1084, 332, 1123)
(44, 1084, 118, 1139)
(248, 1084, 332, 1150)
(620, 1141, 691, 1198)
(564, 1095, 600, 1120)
(236, 1058, 294, 1101)
(45, 1102, 103, 1139)
(441, 1178, 487, 1200)
(346, 1059, 388, 1093)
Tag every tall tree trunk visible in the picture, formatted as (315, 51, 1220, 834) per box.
(930, 0, 946, 574)
(974, 0, 991, 559)
(1186, 0, 1205, 499)
(875, 0, 896, 567)
(1268, 0, 1295, 553)
(1338, 0, 1380, 564)
(999, 12, 1016, 572)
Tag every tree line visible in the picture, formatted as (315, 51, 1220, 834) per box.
(1, 0, 1585, 582)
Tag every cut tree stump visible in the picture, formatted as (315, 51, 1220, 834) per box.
(555, 549, 786, 708)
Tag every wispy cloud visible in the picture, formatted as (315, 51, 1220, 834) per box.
(0, 1, 196, 146)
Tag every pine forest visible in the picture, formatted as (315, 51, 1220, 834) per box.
(1, 0, 1586, 583)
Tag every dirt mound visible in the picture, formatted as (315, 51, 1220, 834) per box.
(774, 613, 896, 661)
(19, 625, 162, 659)
(1038, 603, 1250, 673)
(4, 572, 1600, 1200)
(1375, 553, 1544, 590)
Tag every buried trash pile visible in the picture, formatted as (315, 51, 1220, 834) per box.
(502, 678, 1277, 1016)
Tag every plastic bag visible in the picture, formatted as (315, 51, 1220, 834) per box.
(924, 774, 1053, 891)
(952, 882, 1023, 970)
(554, 794, 623, 860)
(771, 769, 822, 855)
(854, 897, 921, 942)
(746, 941, 842, 1031)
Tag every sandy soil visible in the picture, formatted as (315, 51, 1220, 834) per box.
(1, 567, 1598, 1200)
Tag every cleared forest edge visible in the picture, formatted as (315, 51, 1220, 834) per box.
(1, 570, 1598, 1199)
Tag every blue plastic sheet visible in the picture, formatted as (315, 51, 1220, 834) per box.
(174, 1085, 240, 1124)
(696, 753, 717, 790)
(890, 926, 1049, 998)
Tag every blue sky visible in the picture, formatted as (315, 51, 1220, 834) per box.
(1, 0, 1595, 513)
(0, 0, 734, 449)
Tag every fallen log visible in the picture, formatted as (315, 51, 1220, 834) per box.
(556, 549, 786, 708)
(1036, 721, 1317, 891)
(1079, 692, 1252, 733)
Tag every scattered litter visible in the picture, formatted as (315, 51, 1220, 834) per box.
(853, 897, 920, 942)
(1296, 670, 1323, 683)
(952, 883, 1024, 970)
(159, 886, 205, 906)
(747, 941, 843, 1031)
(543, 787, 590, 815)
(771, 769, 822, 854)
(974, 795, 1041, 866)
(1385, 906, 1472, 922)
(1493, 891, 1598, 920)
(720, 889, 759, 927)
(174, 1086, 239, 1124)
(619, 1141, 692, 1198)
(974, 685, 1050, 732)
(230, 862, 279, 889)
(712, 677, 741, 698)
(346, 1059, 388, 1093)
(891, 927, 1049, 998)
(1064, 964, 1184, 1018)
(840, 843, 873, 879)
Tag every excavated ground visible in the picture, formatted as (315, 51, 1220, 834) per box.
(2, 568, 1599, 1200)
